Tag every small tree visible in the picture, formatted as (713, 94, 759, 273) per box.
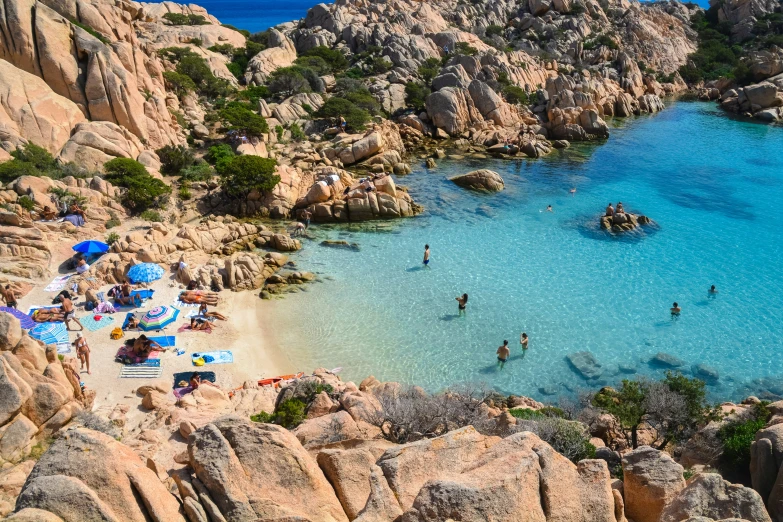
(455, 42, 479, 56)
(300, 46, 348, 72)
(417, 58, 442, 84)
(502, 85, 530, 105)
(162, 71, 196, 96)
(103, 158, 171, 211)
(315, 97, 371, 131)
(217, 155, 279, 197)
(405, 82, 431, 111)
(156, 145, 194, 175)
(219, 104, 269, 137)
(268, 66, 314, 97)
(485, 24, 504, 37)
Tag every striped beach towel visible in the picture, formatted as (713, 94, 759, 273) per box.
(119, 366, 163, 378)
(79, 315, 115, 332)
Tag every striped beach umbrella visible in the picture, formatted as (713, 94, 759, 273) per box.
(139, 306, 179, 331)
(0, 308, 35, 329)
(127, 263, 165, 284)
(29, 322, 68, 345)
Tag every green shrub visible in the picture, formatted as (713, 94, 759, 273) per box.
(161, 48, 234, 98)
(294, 55, 331, 75)
(719, 403, 771, 470)
(290, 123, 306, 142)
(163, 71, 197, 96)
(275, 398, 307, 428)
(18, 195, 35, 211)
(70, 19, 109, 44)
(268, 66, 322, 97)
(315, 97, 371, 131)
(180, 163, 214, 182)
(404, 82, 431, 111)
(140, 209, 163, 222)
(455, 42, 479, 56)
(0, 160, 40, 183)
(502, 85, 530, 105)
(485, 24, 504, 37)
(417, 57, 442, 84)
(583, 34, 618, 50)
(206, 144, 235, 166)
(156, 145, 194, 175)
(219, 103, 269, 137)
(300, 46, 348, 72)
(105, 218, 121, 229)
(217, 155, 279, 197)
(178, 184, 192, 200)
(13, 142, 57, 171)
(103, 158, 171, 211)
(275, 125, 284, 141)
(106, 232, 120, 245)
(237, 85, 271, 104)
(509, 406, 567, 420)
(162, 12, 209, 25)
(222, 24, 251, 38)
(250, 411, 274, 423)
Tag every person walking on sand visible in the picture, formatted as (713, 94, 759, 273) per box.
(671, 302, 681, 316)
(423, 244, 430, 267)
(497, 340, 510, 369)
(520, 332, 529, 350)
(1, 285, 18, 309)
(61, 294, 83, 331)
(74, 333, 91, 374)
(456, 293, 468, 316)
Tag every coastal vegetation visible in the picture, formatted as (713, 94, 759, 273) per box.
(103, 158, 171, 211)
(216, 155, 279, 197)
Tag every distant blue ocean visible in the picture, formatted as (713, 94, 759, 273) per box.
(198, 0, 326, 33)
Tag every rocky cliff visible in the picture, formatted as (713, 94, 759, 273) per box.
(0, 367, 778, 521)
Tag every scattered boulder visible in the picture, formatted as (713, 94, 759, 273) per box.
(450, 170, 505, 192)
(623, 445, 686, 522)
(566, 351, 603, 380)
(651, 352, 685, 368)
(659, 473, 771, 522)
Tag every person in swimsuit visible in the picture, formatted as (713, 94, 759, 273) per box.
(132, 335, 163, 356)
(41, 206, 56, 220)
(1, 285, 18, 309)
(124, 314, 140, 330)
(606, 203, 614, 217)
(617, 202, 624, 213)
(73, 333, 91, 375)
(190, 317, 216, 331)
(520, 332, 529, 350)
(189, 372, 218, 389)
(198, 304, 227, 321)
(423, 245, 430, 267)
(497, 340, 510, 369)
(61, 295, 83, 331)
(456, 293, 468, 316)
(302, 209, 312, 230)
(546, 205, 553, 212)
(709, 285, 718, 295)
(671, 302, 681, 316)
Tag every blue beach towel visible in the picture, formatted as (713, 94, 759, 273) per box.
(122, 312, 137, 329)
(148, 336, 176, 347)
(131, 289, 155, 300)
(191, 351, 233, 365)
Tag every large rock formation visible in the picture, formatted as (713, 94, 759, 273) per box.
(450, 169, 505, 192)
(659, 473, 771, 522)
(623, 445, 686, 522)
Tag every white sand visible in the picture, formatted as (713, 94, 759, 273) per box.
(15, 247, 297, 415)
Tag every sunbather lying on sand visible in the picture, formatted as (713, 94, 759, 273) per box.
(198, 304, 227, 321)
(32, 309, 66, 322)
(189, 372, 218, 389)
(131, 335, 163, 356)
(180, 291, 219, 306)
(124, 315, 140, 330)
(190, 318, 216, 331)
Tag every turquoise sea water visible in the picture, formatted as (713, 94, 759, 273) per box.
(266, 101, 783, 402)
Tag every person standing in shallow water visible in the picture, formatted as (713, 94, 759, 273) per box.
(497, 340, 510, 369)
(671, 302, 681, 318)
(520, 332, 529, 351)
(709, 285, 718, 297)
(423, 244, 430, 267)
(456, 294, 468, 316)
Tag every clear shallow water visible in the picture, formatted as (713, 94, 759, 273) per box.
(197, 0, 325, 33)
(267, 101, 783, 402)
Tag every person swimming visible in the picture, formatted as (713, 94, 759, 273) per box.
(497, 340, 510, 369)
(546, 205, 553, 212)
(456, 293, 468, 316)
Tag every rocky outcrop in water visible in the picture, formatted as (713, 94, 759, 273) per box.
(450, 169, 505, 192)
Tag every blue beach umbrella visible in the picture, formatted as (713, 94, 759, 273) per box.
(0, 308, 35, 329)
(127, 263, 165, 284)
(139, 306, 179, 331)
(29, 322, 68, 345)
(72, 240, 109, 254)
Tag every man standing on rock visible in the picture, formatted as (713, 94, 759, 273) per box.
(61, 294, 83, 331)
(1, 285, 18, 309)
(497, 340, 510, 369)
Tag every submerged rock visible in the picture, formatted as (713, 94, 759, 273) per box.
(320, 240, 360, 251)
(450, 170, 505, 192)
(651, 352, 685, 368)
(692, 364, 720, 382)
(566, 351, 603, 380)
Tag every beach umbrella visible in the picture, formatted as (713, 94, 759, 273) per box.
(127, 263, 164, 284)
(139, 306, 179, 331)
(29, 322, 68, 345)
(72, 240, 109, 254)
(0, 308, 35, 329)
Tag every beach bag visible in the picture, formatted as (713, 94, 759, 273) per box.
(193, 357, 205, 366)
(110, 327, 124, 340)
(85, 301, 96, 311)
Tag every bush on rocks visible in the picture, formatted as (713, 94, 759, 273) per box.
(218, 103, 269, 137)
(405, 82, 431, 111)
(718, 401, 771, 480)
(156, 145, 194, 175)
(299, 46, 348, 73)
(316, 97, 371, 131)
(162, 12, 209, 25)
(103, 158, 171, 211)
(216, 155, 279, 197)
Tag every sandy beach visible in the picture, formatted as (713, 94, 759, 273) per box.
(14, 237, 297, 420)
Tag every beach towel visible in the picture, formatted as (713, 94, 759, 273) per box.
(119, 366, 162, 378)
(131, 289, 155, 300)
(191, 351, 233, 365)
(79, 315, 115, 332)
(148, 336, 176, 347)
(44, 275, 72, 292)
(115, 345, 161, 365)
(122, 312, 137, 330)
(173, 371, 216, 388)
(184, 310, 216, 321)
(177, 323, 213, 334)
(56, 343, 71, 354)
(173, 300, 200, 308)
(28, 304, 61, 315)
